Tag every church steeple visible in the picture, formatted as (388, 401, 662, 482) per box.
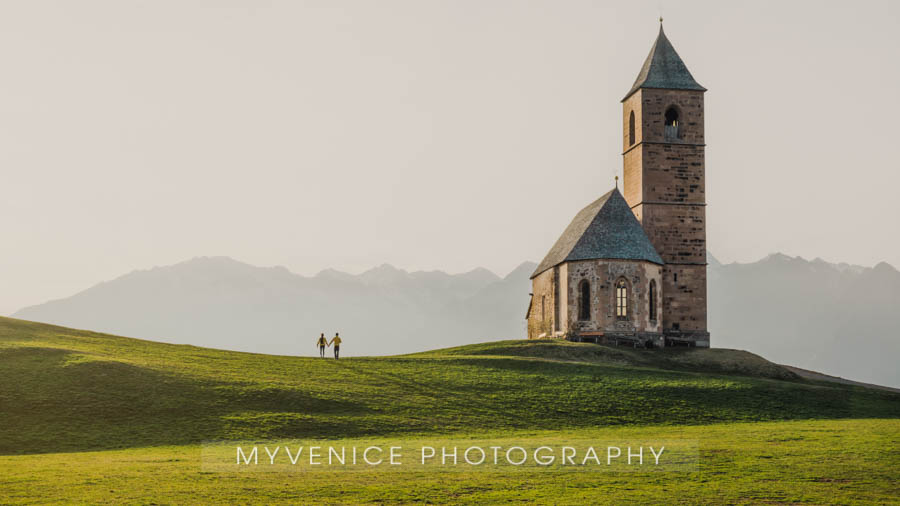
(622, 25, 706, 101)
(620, 23, 710, 346)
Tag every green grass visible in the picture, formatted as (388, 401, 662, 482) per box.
(420, 338, 800, 379)
(1, 316, 898, 456)
(1, 316, 899, 503)
(2, 420, 898, 504)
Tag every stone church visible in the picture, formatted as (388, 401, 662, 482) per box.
(527, 25, 710, 348)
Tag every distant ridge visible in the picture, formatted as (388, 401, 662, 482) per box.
(708, 253, 899, 388)
(14, 257, 536, 358)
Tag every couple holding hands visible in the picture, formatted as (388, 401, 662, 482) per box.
(316, 332, 342, 359)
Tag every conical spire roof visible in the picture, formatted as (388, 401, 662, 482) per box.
(623, 25, 705, 101)
(531, 188, 664, 279)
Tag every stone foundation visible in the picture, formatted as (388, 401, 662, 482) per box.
(569, 331, 665, 349)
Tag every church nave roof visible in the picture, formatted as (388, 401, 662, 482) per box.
(531, 188, 664, 279)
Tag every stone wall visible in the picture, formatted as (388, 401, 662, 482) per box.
(527, 268, 555, 339)
(564, 259, 662, 336)
(634, 203, 706, 264)
(622, 88, 709, 345)
(529, 260, 663, 341)
(557, 263, 568, 332)
(663, 263, 708, 337)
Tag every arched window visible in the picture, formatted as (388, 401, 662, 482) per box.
(628, 111, 636, 146)
(578, 280, 591, 321)
(615, 279, 628, 320)
(649, 279, 657, 322)
(664, 106, 679, 140)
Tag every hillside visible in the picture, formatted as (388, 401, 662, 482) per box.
(421, 339, 799, 380)
(1, 316, 898, 456)
(12, 253, 900, 388)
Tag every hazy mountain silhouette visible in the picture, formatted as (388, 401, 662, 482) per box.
(13, 254, 900, 387)
(708, 253, 900, 388)
(14, 257, 533, 358)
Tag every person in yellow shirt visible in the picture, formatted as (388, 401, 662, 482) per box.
(329, 332, 342, 359)
(316, 333, 328, 358)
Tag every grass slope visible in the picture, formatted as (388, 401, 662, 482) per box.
(2, 316, 898, 456)
(420, 339, 799, 379)
(4, 420, 899, 504)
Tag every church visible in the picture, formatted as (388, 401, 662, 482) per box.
(527, 24, 710, 348)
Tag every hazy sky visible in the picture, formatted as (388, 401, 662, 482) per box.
(2, 0, 899, 314)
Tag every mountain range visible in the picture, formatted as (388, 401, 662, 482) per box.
(13, 253, 900, 388)
(708, 252, 900, 388)
(13, 257, 535, 358)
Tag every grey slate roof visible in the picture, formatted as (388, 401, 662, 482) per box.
(531, 188, 664, 279)
(623, 25, 706, 101)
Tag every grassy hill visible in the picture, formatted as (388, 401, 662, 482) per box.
(2, 316, 899, 503)
(2, 316, 898, 456)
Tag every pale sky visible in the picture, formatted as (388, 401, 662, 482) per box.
(2, 0, 899, 315)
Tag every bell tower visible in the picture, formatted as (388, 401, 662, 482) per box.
(621, 23, 710, 346)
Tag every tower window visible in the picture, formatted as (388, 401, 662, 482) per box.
(649, 279, 657, 322)
(578, 280, 591, 321)
(615, 278, 628, 320)
(664, 106, 680, 140)
(628, 111, 636, 146)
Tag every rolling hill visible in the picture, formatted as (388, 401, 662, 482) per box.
(2, 316, 899, 504)
(12, 253, 900, 388)
(1, 316, 898, 456)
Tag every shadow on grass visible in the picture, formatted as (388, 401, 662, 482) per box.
(0, 347, 368, 455)
(425, 357, 900, 425)
(2, 347, 898, 456)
